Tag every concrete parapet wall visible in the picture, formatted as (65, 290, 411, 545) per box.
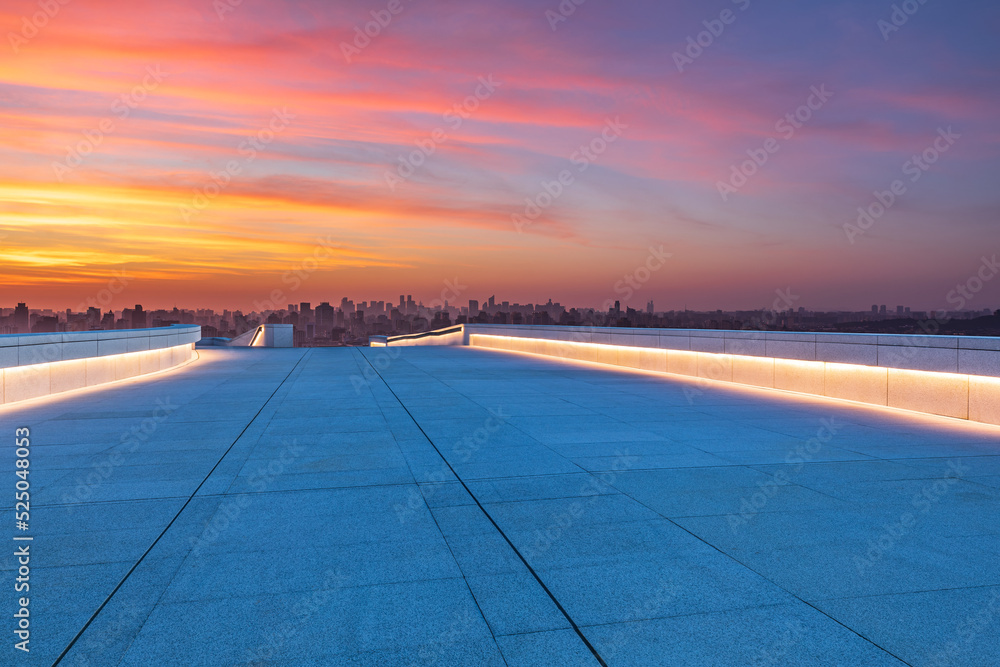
(250, 324, 294, 348)
(465, 325, 1000, 375)
(0, 325, 201, 406)
(382, 326, 465, 347)
(457, 325, 1000, 427)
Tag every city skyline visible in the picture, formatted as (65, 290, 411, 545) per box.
(2, 0, 999, 311)
(5, 292, 997, 346)
(6, 291, 998, 320)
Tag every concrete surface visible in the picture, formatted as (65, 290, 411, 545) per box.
(1, 346, 998, 666)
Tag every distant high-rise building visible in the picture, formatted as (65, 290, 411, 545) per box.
(13, 302, 29, 334)
(879, 305, 887, 315)
(646, 300, 654, 315)
(31, 316, 59, 333)
(897, 306, 904, 315)
(315, 302, 335, 331)
(872, 305, 878, 313)
(469, 299, 479, 314)
(131, 305, 146, 329)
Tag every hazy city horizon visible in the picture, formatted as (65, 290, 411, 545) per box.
(6, 290, 999, 321)
(5, 294, 998, 347)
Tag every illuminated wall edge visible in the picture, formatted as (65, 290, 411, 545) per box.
(0, 325, 202, 406)
(374, 330, 464, 348)
(0, 344, 197, 406)
(467, 334, 1000, 427)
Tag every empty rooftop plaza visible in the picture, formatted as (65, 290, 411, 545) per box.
(3, 338, 1000, 666)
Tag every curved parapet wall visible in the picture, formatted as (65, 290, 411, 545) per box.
(376, 325, 465, 347)
(0, 324, 201, 406)
(218, 323, 294, 348)
(250, 323, 293, 347)
(381, 323, 1000, 426)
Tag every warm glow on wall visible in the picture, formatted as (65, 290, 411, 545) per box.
(468, 334, 1000, 427)
(0, 344, 195, 407)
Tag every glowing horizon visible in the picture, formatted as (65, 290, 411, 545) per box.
(2, 0, 998, 312)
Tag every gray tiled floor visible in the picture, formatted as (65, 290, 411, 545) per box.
(2, 345, 998, 665)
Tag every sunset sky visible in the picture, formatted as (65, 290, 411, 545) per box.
(1, 0, 998, 312)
